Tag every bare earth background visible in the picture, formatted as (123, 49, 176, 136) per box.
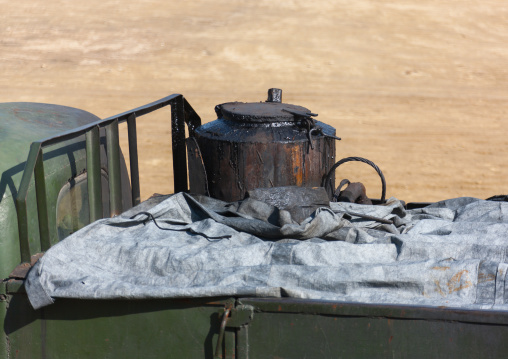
(1, 0, 507, 202)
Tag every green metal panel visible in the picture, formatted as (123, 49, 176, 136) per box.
(0, 103, 102, 279)
(1, 102, 134, 359)
(4, 140, 91, 275)
(0, 195, 31, 280)
(0, 292, 7, 358)
(240, 298, 508, 358)
(1, 97, 196, 358)
(0, 106, 132, 277)
(245, 311, 508, 358)
(5, 294, 230, 359)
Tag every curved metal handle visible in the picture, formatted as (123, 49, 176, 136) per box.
(323, 156, 387, 203)
(214, 308, 231, 359)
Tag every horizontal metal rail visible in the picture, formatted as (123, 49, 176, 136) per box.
(15, 94, 201, 263)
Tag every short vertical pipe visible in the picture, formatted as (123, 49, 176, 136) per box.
(266, 88, 282, 103)
(34, 149, 51, 251)
(106, 119, 122, 216)
(127, 113, 141, 206)
(86, 126, 103, 222)
(171, 95, 188, 193)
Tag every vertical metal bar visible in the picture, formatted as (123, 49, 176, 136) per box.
(34, 149, 51, 251)
(127, 113, 141, 206)
(171, 95, 188, 193)
(86, 126, 103, 222)
(106, 119, 122, 216)
(236, 327, 249, 359)
(225, 330, 235, 359)
(15, 198, 31, 263)
(15, 142, 42, 263)
(183, 97, 202, 137)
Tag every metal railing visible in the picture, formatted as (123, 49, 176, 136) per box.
(15, 94, 201, 263)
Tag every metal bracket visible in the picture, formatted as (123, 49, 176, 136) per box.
(0, 281, 6, 298)
(5, 280, 25, 295)
(225, 305, 255, 328)
(214, 303, 255, 358)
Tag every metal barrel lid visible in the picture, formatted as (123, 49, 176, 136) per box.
(215, 89, 317, 123)
(216, 102, 315, 123)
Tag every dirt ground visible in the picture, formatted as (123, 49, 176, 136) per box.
(2, 0, 508, 203)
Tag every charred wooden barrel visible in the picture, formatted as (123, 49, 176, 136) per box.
(187, 89, 338, 202)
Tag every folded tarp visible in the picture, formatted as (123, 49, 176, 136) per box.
(25, 193, 508, 311)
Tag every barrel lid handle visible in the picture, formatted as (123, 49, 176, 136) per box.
(266, 88, 282, 103)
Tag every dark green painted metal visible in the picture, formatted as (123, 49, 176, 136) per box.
(34, 149, 51, 251)
(10, 94, 184, 254)
(6, 280, 25, 294)
(14, 142, 42, 263)
(2, 102, 132, 358)
(240, 298, 508, 358)
(240, 298, 508, 326)
(2, 96, 205, 358)
(5, 294, 230, 359)
(0, 103, 100, 179)
(224, 330, 235, 359)
(0, 299, 7, 358)
(127, 113, 141, 206)
(6, 103, 102, 271)
(85, 126, 103, 222)
(171, 95, 188, 193)
(11, 94, 193, 263)
(9, 142, 88, 277)
(224, 305, 254, 328)
(244, 310, 508, 358)
(236, 326, 249, 359)
(106, 120, 122, 216)
(4, 291, 43, 359)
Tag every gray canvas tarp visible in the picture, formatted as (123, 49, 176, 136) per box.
(25, 192, 508, 311)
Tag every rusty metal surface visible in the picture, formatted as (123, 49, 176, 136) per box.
(214, 301, 233, 359)
(8, 253, 44, 279)
(191, 128, 336, 201)
(188, 91, 339, 202)
(336, 182, 372, 205)
(325, 156, 386, 202)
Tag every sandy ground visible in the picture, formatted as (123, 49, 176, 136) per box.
(1, 0, 508, 203)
